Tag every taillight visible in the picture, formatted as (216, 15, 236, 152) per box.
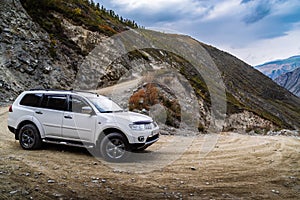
(9, 105, 13, 112)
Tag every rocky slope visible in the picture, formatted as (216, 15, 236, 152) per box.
(1, 0, 300, 132)
(275, 67, 300, 97)
(0, 0, 136, 104)
(0, 0, 82, 102)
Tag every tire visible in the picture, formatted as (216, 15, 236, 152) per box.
(19, 124, 42, 150)
(100, 133, 130, 162)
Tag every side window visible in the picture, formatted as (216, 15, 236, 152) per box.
(69, 96, 91, 113)
(41, 95, 67, 111)
(20, 93, 42, 107)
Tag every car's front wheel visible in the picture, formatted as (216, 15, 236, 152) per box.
(100, 133, 130, 162)
(19, 124, 42, 150)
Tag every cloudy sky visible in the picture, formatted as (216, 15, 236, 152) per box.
(97, 0, 300, 66)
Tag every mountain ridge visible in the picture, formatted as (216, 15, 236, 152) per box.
(275, 67, 300, 97)
(255, 55, 300, 97)
(255, 55, 300, 80)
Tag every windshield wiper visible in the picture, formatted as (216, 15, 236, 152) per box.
(100, 111, 113, 113)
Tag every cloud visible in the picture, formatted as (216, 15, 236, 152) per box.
(202, 0, 242, 21)
(222, 28, 300, 65)
(97, 0, 300, 65)
(243, 1, 272, 24)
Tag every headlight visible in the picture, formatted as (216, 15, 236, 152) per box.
(129, 124, 146, 131)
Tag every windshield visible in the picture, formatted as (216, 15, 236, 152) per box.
(88, 96, 123, 113)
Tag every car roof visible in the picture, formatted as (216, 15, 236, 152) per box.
(24, 90, 104, 98)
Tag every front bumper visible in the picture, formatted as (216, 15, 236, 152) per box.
(130, 132, 159, 150)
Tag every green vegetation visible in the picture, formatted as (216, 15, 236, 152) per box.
(20, 0, 140, 56)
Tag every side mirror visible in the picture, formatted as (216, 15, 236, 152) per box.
(82, 106, 93, 115)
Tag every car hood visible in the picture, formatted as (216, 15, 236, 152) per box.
(108, 111, 152, 123)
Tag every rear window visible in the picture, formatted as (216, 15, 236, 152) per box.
(41, 95, 67, 111)
(20, 93, 42, 107)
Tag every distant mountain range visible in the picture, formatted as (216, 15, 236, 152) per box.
(255, 55, 300, 80)
(255, 56, 300, 97)
(275, 67, 300, 97)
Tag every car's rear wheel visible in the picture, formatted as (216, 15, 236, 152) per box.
(100, 133, 130, 162)
(19, 124, 42, 150)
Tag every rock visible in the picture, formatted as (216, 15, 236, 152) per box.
(271, 189, 280, 194)
(190, 167, 197, 171)
(3, 28, 10, 32)
(53, 193, 63, 198)
(101, 179, 106, 183)
(47, 179, 55, 183)
(9, 190, 18, 195)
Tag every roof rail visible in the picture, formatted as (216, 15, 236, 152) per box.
(29, 88, 67, 92)
(29, 88, 99, 96)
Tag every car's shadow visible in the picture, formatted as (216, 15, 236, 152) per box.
(40, 143, 160, 163)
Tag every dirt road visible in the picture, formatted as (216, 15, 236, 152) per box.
(0, 107, 299, 199)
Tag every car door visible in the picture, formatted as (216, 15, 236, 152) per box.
(34, 94, 67, 138)
(62, 95, 97, 142)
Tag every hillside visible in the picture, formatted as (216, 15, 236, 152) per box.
(255, 55, 300, 80)
(275, 67, 300, 97)
(1, 0, 300, 132)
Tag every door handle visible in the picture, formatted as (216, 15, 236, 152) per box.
(35, 111, 43, 115)
(64, 115, 72, 119)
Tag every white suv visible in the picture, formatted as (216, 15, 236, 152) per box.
(7, 90, 159, 162)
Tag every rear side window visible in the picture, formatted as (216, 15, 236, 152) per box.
(20, 93, 42, 107)
(41, 95, 67, 111)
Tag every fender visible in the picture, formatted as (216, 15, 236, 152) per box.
(31, 116, 46, 138)
(95, 122, 135, 143)
(16, 115, 45, 138)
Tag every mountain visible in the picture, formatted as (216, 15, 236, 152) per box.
(255, 56, 300, 97)
(275, 67, 300, 97)
(255, 55, 300, 80)
(1, 0, 300, 132)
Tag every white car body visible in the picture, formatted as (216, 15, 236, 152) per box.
(8, 90, 159, 161)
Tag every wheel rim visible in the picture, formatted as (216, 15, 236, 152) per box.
(21, 129, 35, 148)
(105, 138, 126, 159)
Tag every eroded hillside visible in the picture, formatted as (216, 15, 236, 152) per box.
(1, 0, 300, 132)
